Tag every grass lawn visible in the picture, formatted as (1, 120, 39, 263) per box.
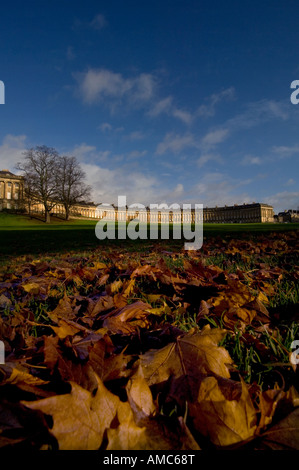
(1, 212, 298, 259)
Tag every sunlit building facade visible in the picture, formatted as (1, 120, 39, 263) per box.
(0, 170, 274, 223)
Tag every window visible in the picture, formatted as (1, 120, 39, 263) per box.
(7, 182, 12, 199)
(14, 183, 20, 200)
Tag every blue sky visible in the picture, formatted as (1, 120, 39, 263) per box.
(0, 0, 299, 213)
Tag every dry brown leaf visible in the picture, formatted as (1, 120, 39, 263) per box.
(49, 319, 83, 339)
(126, 365, 156, 419)
(189, 376, 257, 447)
(102, 301, 152, 334)
(0, 294, 12, 308)
(90, 295, 114, 316)
(48, 294, 76, 322)
(42, 335, 99, 391)
(0, 363, 49, 387)
(260, 407, 299, 450)
(141, 326, 233, 388)
(22, 282, 40, 295)
(22, 374, 121, 450)
(89, 341, 132, 382)
(107, 406, 200, 450)
(257, 388, 285, 430)
(111, 301, 152, 322)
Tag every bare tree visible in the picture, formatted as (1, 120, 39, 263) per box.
(56, 155, 91, 220)
(21, 167, 36, 217)
(17, 146, 60, 223)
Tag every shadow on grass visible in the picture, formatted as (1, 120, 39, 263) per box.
(0, 218, 298, 259)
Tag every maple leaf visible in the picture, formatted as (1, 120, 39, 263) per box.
(22, 374, 121, 450)
(141, 326, 233, 389)
(42, 335, 99, 391)
(106, 401, 200, 450)
(189, 375, 258, 447)
(259, 407, 299, 450)
(126, 365, 156, 419)
(48, 294, 77, 322)
(0, 363, 49, 387)
(49, 318, 84, 339)
(102, 300, 152, 334)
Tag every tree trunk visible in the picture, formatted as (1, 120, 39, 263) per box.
(45, 209, 51, 224)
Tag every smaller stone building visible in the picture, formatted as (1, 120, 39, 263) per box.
(277, 209, 299, 223)
(0, 170, 24, 211)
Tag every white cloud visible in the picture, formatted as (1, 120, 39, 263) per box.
(127, 150, 147, 159)
(148, 96, 173, 117)
(99, 122, 113, 132)
(74, 13, 107, 31)
(75, 68, 157, 109)
(81, 162, 164, 206)
(190, 172, 251, 207)
(156, 132, 197, 155)
(241, 155, 263, 165)
(286, 178, 295, 186)
(0, 134, 28, 172)
(148, 95, 192, 124)
(226, 99, 289, 131)
(264, 191, 299, 213)
(272, 145, 299, 157)
(69, 143, 110, 163)
(172, 107, 193, 125)
(197, 153, 222, 168)
(89, 14, 107, 30)
(201, 128, 229, 148)
(196, 87, 235, 118)
(126, 131, 147, 141)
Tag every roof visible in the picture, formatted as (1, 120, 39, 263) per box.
(0, 170, 23, 179)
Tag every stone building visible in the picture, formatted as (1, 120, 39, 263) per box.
(276, 209, 299, 223)
(0, 170, 24, 211)
(0, 169, 274, 223)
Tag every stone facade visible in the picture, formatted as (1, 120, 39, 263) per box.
(0, 170, 24, 211)
(276, 209, 299, 223)
(40, 200, 275, 224)
(0, 170, 274, 223)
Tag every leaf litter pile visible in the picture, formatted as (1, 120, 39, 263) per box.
(0, 230, 298, 450)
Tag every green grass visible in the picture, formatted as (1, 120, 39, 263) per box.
(0, 212, 298, 259)
(220, 321, 299, 388)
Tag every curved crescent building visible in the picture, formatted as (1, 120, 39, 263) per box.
(0, 170, 274, 223)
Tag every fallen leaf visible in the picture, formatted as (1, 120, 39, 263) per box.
(141, 326, 233, 388)
(0, 363, 48, 387)
(22, 374, 121, 450)
(107, 406, 200, 450)
(126, 365, 156, 419)
(22, 282, 40, 295)
(260, 407, 299, 450)
(257, 388, 285, 431)
(189, 376, 257, 447)
(0, 294, 12, 308)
